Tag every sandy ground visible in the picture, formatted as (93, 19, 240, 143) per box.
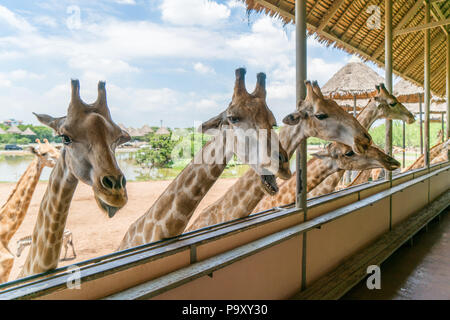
(0, 178, 237, 282)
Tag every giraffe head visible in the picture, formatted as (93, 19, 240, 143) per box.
(372, 83, 415, 124)
(199, 68, 291, 195)
(29, 138, 60, 168)
(313, 143, 401, 171)
(33, 80, 131, 218)
(283, 81, 372, 155)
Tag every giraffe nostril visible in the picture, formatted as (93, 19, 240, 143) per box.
(121, 175, 126, 188)
(101, 176, 115, 190)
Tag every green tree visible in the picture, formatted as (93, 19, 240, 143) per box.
(135, 134, 180, 168)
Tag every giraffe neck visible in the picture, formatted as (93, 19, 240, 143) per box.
(251, 157, 339, 213)
(279, 123, 309, 158)
(357, 99, 380, 129)
(184, 122, 310, 232)
(119, 134, 233, 249)
(19, 150, 78, 277)
(0, 157, 44, 245)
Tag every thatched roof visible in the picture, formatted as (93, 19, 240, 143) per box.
(321, 61, 384, 99)
(156, 127, 170, 135)
(393, 78, 424, 103)
(7, 126, 22, 134)
(141, 125, 154, 134)
(127, 127, 145, 137)
(242, 0, 449, 97)
(21, 128, 36, 136)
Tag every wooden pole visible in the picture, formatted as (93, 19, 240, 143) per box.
(419, 94, 423, 155)
(403, 121, 406, 168)
(295, 0, 307, 291)
(447, 32, 450, 143)
(385, 0, 393, 180)
(424, 0, 431, 167)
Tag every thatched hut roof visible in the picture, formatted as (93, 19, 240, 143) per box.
(393, 78, 424, 103)
(21, 128, 36, 136)
(141, 125, 154, 135)
(241, 0, 449, 97)
(127, 127, 145, 137)
(156, 127, 170, 135)
(7, 126, 22, 134)
(321, 61, 384, 99)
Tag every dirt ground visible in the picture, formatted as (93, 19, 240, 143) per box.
(0, 178, 237, 282)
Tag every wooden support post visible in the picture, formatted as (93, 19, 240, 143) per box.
(295, 0, 307, 292)
(403, 121, 406, 168)
(424, 0, 431, 167)
(419, 95, 424, 155)
(447, 33, 450, 144)
(385, 0, 393, 181)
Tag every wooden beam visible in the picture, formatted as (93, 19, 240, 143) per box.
(373, 0, 424, 60)
(317, 0, 345, 32)
(402, 33, 446, 75)
(394, 17, 450, 36)
(394, 0, 424, 33)
(431, 2, 449, 35)
(254, 0, 295, 21)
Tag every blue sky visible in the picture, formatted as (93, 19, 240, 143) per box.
(0, 0, 386, 128)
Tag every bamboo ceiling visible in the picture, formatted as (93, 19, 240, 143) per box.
(242, 0, 449, 97)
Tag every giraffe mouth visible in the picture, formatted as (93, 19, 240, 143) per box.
(260, 174, 279, 195)
(96, 196, 120, 218)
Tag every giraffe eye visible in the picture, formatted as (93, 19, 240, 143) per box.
(389, 102, 396, 107)
(59, 135, 72, 145)
(344, 150, 355, 157)
(227, 116, 240, 124)
(315, 114, 328, 120)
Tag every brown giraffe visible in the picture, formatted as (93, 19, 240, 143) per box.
(18, 79, 130, 278)
(0, 139, 60, 283)
(184, 81, 372, 232)
(118, 69, 293, 250)
(308, 83, 415, 198)
(252, 144, 400, 213)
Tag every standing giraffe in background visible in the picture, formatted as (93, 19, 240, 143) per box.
(18, 79, 130, 278)
(118, 68, 292, 250)
(308, 83, 415, 197)
(16, 230, 76, 261)
(184, 81, 372, 232)
(0, 139, 60, 283)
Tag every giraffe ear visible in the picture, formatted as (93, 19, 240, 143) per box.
(33, 112, 66, 133)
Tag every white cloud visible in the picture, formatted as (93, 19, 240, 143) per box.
(160, 0, 230, 26)
(114, 0, 136, 4)
(0, 5, 35, 33)
(33, 15, 58, 28)
(193, 62, 215, 75)
(226, 0, 245, 9)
